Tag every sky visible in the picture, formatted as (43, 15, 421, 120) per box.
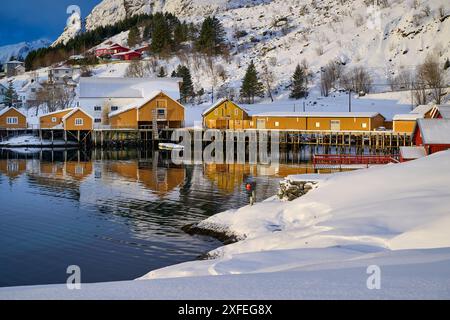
(0, 0, 101, 46)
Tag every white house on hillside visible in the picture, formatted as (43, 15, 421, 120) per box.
(77, 77, 183, 124)
(17, 80, 43, 108)
(49, 66, 74, 84)
(5, 61, 25, 78)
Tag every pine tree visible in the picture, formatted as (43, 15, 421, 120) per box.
(240, 60, 264, 104)
(4, 81, 18, 107)
(157, 66, 167, 78)
(196, 16, 226, 55)
(290, 64, 308, 99)
(151, 13, 171, 54)
(127, 25, 141, 48)
(173, 65, 194, 103)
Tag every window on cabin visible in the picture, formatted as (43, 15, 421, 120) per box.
(362, 123, 367, 129)
(111, 106, 119, 111)
(94, 118, 102, 123)
(235, 109, 239, 116)
(157, 108, 166, 120)
(315, 122, 320, 128)
(275, 121, 280, 127)
(94, 106, 102, 111)
(156, 99, 167, 108)
(51, 117, 57, 123)
(6, 117, 18, 124)
(75, 118, 84, 126)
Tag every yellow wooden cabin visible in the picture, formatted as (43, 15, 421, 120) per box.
(40, 108, 93, 131)
(202, 98, 251, 129)
(108, 91, 185, 129)
(0, 107, 27, 129)
(392, 114, 423, 134)
(251, 112, 386, 131)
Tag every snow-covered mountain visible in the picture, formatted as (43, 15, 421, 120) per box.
(0, 39, 51, 65)
(52, 7, 83, 47)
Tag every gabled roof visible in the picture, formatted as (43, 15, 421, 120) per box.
(108, 90, 185, 118)
(112, 50, 141, 56)
(393, 114, 424, 121)
(62, 107, 94, 121)
(417, 119, 450, 145)
(253, 111, 384, 118)
(436, 105, 450, 119)
(399, 146, 427, 160)
(202, 98, 248, 116)
(39, 108, 74, 119)
(0, 107, 26, 117)
(410, 104, 435, 116)
(79, 77, 182, 100)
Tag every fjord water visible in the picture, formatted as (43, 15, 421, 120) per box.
(0, 148, 317, 287)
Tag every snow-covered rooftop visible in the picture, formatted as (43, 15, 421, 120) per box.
(400, 146, 427, 160)
(393, 114, 424, 121)
(202, 98, 248, 116)
(0, 107, 25, 117)
(437, 105, 450, 119)
(417, 119, 450, 145)
(253, 111, 382, 118)
(411, 105, 435, 116)
(79, 77, 182, 100)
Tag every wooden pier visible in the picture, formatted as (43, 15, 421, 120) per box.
(1, 127, 413, 152)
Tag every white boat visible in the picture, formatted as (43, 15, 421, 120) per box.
(158, 143, 185, 151)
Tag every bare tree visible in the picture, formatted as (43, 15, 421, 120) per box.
(35, 84, 75, 113)
(261, 62, 275, 102)
(341, 66, 373, 94)
(125, 60, 154, 78)
(321, 61, 345, 96)
(419, 54, 445, 104)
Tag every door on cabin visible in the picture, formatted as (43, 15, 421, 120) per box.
(256, 119, 266, 129)
(330, 120, 340, 131)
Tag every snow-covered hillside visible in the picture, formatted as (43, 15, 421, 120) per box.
(0, 39, 51, 65)
(57, 0, 450, 99)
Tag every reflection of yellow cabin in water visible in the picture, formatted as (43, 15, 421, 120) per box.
(0, 159, 27, 179)
(203, 163, 257, 193)
(38, 161, 93, 181)
(202, 98, 252, 129)
(65, 161, 93, 180)
(108, 161, 185, 196)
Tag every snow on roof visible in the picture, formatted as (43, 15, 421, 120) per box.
(417, 119, 450, 145)
(410, 105, 434, 116)
(202, 98, 247, 116)
(62, 107, 93, 121)
(253, 111, 383, 118)
(79, 77, 182, 100)
(111, 50, 141, 56)
(0, 107, 26, 117)
(393, 114, 424, 121)
(437, 105, 450, 119)
(39, 108, 74, 119)
(399, 146, 427, 160)
(7, 60, 24, 64)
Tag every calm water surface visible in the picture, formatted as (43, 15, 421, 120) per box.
(0, 148, 323, 287)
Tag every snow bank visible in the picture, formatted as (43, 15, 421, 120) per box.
(143, 151, 450, 282)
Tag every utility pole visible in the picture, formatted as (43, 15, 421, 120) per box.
(303, 101, 306, 112)
(348, 89, 352, 112)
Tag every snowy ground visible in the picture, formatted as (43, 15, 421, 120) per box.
(1, 150, 449, 299)
(0, 135, 77, 147)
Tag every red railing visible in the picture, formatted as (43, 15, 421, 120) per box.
(313, 154, 398, 169)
